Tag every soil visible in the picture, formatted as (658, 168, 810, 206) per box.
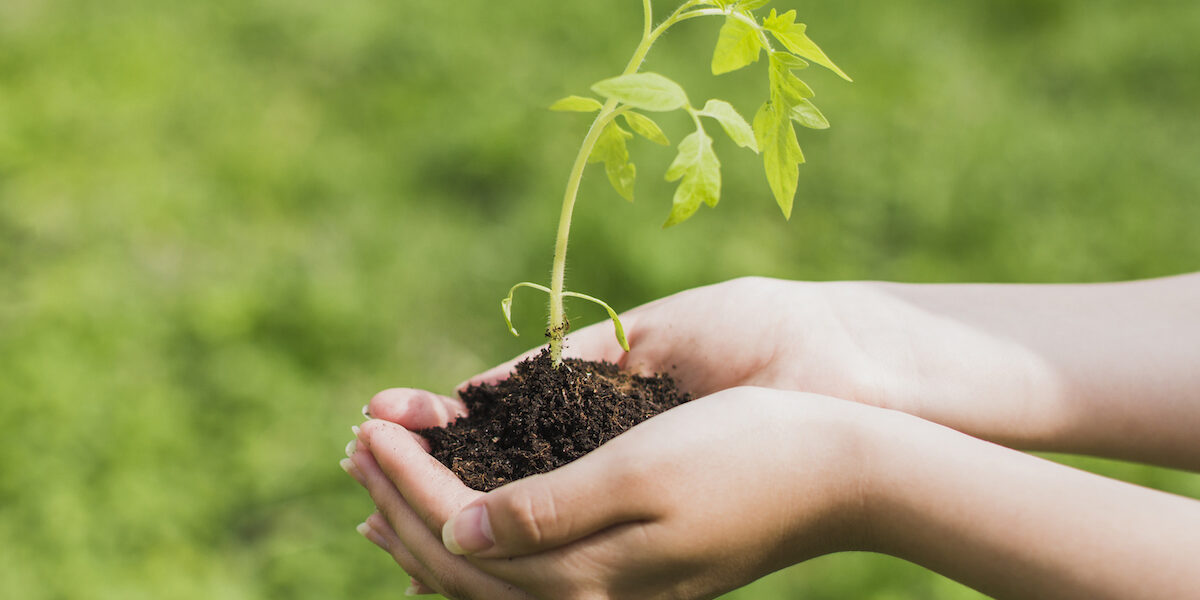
(420, 349, 691, 491)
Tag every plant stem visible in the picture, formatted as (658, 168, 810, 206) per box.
(547, 0, 708, 366)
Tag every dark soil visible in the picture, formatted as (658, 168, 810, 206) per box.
(420, 349, 691, 491)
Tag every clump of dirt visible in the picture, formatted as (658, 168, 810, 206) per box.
(420, 349, 691, 491)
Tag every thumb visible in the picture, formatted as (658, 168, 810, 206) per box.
(440, 451, 658, 559)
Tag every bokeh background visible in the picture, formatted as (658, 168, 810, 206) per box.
(2, 0, 1198, 598)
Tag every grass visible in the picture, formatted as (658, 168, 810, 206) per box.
(1, 0, 1198, 598)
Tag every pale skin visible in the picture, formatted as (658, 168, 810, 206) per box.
(342, 273, 1200, 599)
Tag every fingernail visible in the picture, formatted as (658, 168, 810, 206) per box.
(339, 458, 361, 480)
(361, 404, 371, 419)
(345, 439, 357, 458)
(407, 577, 434, 595)
(355, 521, 371, 537)
(351, 425, 361, 436)
(442, 504, 494, 555)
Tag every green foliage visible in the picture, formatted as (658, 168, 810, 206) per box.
(753, 99, 804, 218)
(665, 129, 722, 226)
(562, 0, 849, 225)
(712, 16, 763, 75)
(550, 95, 604, 112)
(592, 72, 691, 112)
(762, 9, 852, 81)
(698, 99, 759, 151)
(589, 122, 638, 201)
(622, 111, 672, 146)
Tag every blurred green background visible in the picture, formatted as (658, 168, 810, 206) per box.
(2, 0, 1198, 598)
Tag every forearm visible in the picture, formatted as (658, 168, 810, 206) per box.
(829, 273, 1200, 468)
(861, 410, 1200, 600)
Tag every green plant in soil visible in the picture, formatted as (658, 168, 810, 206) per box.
(502, 0, 851, 367)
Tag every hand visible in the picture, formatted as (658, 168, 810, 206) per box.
(467, 276, 1054, 449)
(346, 386, 877, 600)
(348, 383, 1200, 600)
(469, 274, 1200, 466)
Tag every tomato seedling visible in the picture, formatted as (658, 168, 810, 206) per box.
(503, 0, 851, 366)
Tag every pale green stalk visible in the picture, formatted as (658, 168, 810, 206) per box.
(547, 0, 707, 365)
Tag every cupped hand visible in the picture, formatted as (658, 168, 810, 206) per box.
(467, 276, 1059, 449)
(346, 386, 879, 600)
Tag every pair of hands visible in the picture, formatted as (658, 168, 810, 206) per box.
(341, 277, 1011, 599)
(341, 275, 1200, 598)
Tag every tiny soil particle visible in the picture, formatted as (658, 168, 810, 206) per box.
(420, 349, 691, 491)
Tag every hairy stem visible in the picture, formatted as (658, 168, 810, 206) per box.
(547, 0, 710, 366)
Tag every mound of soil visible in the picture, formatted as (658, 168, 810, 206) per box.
(420, 349, 691, 491)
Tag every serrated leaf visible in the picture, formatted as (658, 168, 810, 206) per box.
(769, 55, 816, 106)
(762, 9, 852, 81)
(591, 73, 689, 112)
(622, 111, 670, 145)
(549, 95, 604, 112)
(589, 122, 636, 201)
(753, 101, 804, 219)
(698, 99, 758, 152)
(711, 16, 763, 75)
(771, 51, 809, 70)
(664, 129, 721, 227)
(789, 98, 830, 129)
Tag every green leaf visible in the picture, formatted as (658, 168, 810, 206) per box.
(771, 51, 809, 70)
(664, 129, 721, 227)
(768, 54, 816, 107)
(561, 291, 630, 352)
(549, 95, 604, 112)
(711, 16, 763, 75)
(591, 73, 689, 112)
(589, 122, 636, 201)
(762, 9, 852, 81)
(789, 98, 830, 129)
(607, 161, 637, 202)
(698, 99, 758, 152)
(501, 282, 552, 338)
(753, 101, 804, 219)
(622, 111, 670, 145)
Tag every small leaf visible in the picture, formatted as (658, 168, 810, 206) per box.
(762, 9, 852, 81)
(664, 129, 721, 227)
(561, 291, 630, 352)
(607, 161, 637, 202)
(771, 51, 809, 70)
(501, 282, 552, 337)
(789, 98, 830, 129)
(622, 111, 670, 145)
(753, 101, 804, 219)
(711, 16, 762, 75)
(589, 122, 636, 201)
(549, 95, 604, 112)
(769, 56, 815, 106)
(698, 99, 758, 152)
(591, 73, 689, 112)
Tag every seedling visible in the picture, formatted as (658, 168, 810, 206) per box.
(502, 0, 851, 366)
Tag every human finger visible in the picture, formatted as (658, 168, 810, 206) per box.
(358, 513, 439, 596)
(368, 388, 467, 429)
(359, 419, 481, 533)
(351, 446, 530, 600)
(441, 442, 662, 559)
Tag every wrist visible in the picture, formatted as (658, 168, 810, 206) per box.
(777, 397, 906, 558)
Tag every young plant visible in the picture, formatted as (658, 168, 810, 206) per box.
(502, 0, 851, 367)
